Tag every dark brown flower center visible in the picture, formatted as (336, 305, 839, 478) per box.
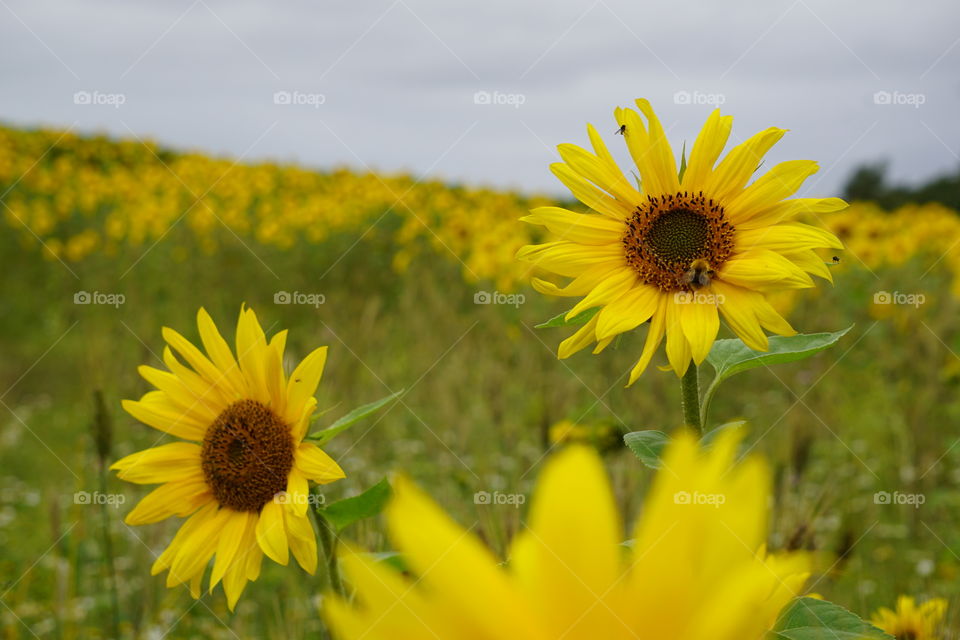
(201, 399, 294, 512)
(622, 191, 735, 291)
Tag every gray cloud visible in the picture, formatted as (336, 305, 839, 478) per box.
(1, 0, 957, 198)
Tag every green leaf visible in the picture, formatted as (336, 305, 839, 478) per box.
(367, 551, 407, 573)
(535, 306, 600, 329)
(700, 420, 746, 445)
(769, 597, 893, 639)
(320, 478, 392, 532)
(307, 390, 404, 445)
(678, 141, 688, 183)
(623, 430, 669, 468)
(706, 326, 853, 382)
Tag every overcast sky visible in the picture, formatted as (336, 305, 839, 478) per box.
(1, 0, 958, 198)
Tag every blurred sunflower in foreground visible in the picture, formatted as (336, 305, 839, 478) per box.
(113, 306, 345, 608)
(518, 99, 844, 382)
(871, 596, 947, 640)
(324, 432, 808, 639)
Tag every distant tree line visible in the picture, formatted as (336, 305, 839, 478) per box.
(843, 163, 960, 211)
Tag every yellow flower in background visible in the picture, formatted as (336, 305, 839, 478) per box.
(324, 432, 808, 639)
(871, 596, 947, 640)
(518, 99, 844, 382)
(113, 306, 345, 609)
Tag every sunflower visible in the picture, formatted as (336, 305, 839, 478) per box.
(324, 431, 809, 639)
(871, 596, 947, 640)
(517, 99, 845, 382)
(112, 306, 345, 609)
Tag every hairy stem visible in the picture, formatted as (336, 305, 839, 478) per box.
(680, 363, 702, 434)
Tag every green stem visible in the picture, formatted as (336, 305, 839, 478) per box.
(314, 508, 345, 597)
(680, 363, 702, 434)
(699, 375, 721, 430)
(98, 462, 120, 639)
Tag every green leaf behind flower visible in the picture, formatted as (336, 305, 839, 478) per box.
(623, 430, 669, 468)
(320, 478, 392, 532)
(307, 390, 404, 445)
(535, 307, 600, 329)
(768, 597, 893, 639)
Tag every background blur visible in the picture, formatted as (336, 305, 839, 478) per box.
(2, 1, 960, 638)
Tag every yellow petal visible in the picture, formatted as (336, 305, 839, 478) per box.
(627, 296, 667, 385)
(509, 446, 622, 637)
(565, 267, 636, 319)
(295, 443, 346, 484)
(124, 474, 211, 525)
(235, 307, 270, 405)
(521, 206, 625, 245)
(549, 162, 631, 220)
(682, 109, 733, 189)
(634, 98, 680, 196)
(595, 285, 660, 341)
(162, 326, 233, 395)
(285, 509, 318, 574)
(719, 249, 815, 291)
(151, 502, 218, 576)
(111, 442, 201, 484)
(386, 476, 540, 638)
(209, 510, 252, 591)
(286, 346, 328, 426)
(711, 281, 768, 351)
(725, 160, 819, 225)
(703, 127, 786, 202)
(665, 297, 692, 376)
(736, 223, 843, 253)
(557, 313, 600, 359)
(557, 143, 642, 206)
(255, 499, 289, 565)
(196, 307, 246, 396)
(121, 395, 207, 441)
(136, 365, 219, 424)
(678, 294, 720, 364)
(167, 506, 229, 588)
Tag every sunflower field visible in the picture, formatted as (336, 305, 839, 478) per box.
(2, 106, 960, 640)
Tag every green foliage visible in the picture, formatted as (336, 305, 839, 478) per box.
(623, 430, 669, 468)
(843, 161, 960, 211)
(535, 307, 600, 329)
(700, 327, 852, 425)
(319, 479, 392, 532)
(307, 390, 404, 445)
(769, 597, 893, 639)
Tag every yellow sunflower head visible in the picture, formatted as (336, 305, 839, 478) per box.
(871, 595, 948, 640)
(517, 98, 845, 382)
(112, 306, 346, 609)
(324, 430, 809, 639)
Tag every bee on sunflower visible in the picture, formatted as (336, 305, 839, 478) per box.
(112, 306, 345, 609)
(517, 99, 845, 384)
